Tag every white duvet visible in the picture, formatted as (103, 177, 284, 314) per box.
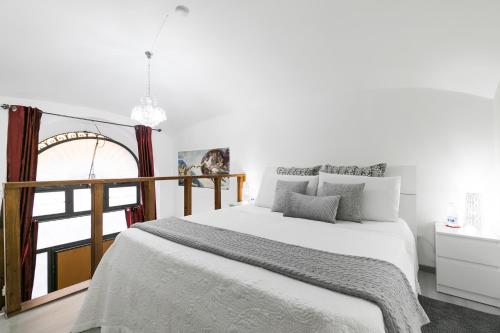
(72, 205, 420, 333)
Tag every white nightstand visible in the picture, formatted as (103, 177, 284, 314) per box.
(435, 222, 500, 307)
(229, 201, 250, 207)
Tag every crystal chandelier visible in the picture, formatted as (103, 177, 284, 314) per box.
(131, 51, 167, 127)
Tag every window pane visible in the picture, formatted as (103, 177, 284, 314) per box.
(37, 138, 138, 180)
(37, 216, 90, 250)
(32, 252, 48, 299)
(33, 192, 65, 216)
(104, 211, 127, 235)
(74, 188, 91, 212)
(109, 186, 137, 207)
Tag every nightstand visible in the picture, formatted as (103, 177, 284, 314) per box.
(229, 201, 250, 207)
(435, 222, 500, 307)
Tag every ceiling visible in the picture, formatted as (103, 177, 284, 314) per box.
(1, 0, 500, 129)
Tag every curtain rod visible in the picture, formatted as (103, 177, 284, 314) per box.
(0, 103, 162, 132)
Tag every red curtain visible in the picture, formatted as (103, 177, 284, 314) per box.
(135, 125, 156, 220)
(7, 105, 42, 301)
(124, 205, 145, 228)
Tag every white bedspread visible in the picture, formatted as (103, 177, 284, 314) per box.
(72, 205, 420, 333)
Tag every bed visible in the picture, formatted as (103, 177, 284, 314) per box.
(72, 208, 421, 332)
(72, 166, 427, 333)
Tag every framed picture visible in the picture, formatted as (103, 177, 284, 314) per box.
(178, 148, 230, 189)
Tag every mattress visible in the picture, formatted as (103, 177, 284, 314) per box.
(72, 205, 420, 333)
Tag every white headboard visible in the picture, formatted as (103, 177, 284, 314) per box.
(385, 166, 417, 237)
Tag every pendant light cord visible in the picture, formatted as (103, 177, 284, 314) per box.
(145, 9, 170, 98)
(149, 5, 189, 52)
(146, 51, 152, 97)
(150, 12, 170, 52)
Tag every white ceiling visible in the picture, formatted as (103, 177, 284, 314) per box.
(1, 0, 500, 129)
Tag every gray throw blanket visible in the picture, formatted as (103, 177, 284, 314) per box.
(133, 217, 429, 333)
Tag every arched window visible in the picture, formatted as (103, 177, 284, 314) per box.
(32, 131, 139, 298)
(37, 131, 138, 180)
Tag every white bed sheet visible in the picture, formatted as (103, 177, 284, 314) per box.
(72, 205, 420, 333)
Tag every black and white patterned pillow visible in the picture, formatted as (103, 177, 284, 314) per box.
(321, 163, 387, 177)
(276, 165, 321, 176)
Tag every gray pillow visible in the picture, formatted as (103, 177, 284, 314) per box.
(318, 182, 365, 222)
(321, 163, 387, 177)
(271, 180, 309, 212)
(283, 192, 341, 223)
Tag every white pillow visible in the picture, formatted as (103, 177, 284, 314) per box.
(255, 167, 319, 208)
(318, 172, 401, 222)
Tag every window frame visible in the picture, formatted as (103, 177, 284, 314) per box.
(38, 232, 119, 293)
(38, 131, 138, 160)
(34, 183, 141, 223)
(34, 131, 141, 223)
(33, 131, 141, 296)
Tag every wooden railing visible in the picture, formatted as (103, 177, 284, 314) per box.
(2, 173, 246, 316)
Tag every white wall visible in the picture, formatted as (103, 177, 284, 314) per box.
(494, 82, 500, 225)
(2, 90, 498, 268)
(172, 87, 498, 267)
(495, 82, 500, 170)
(0, 96, 176, 218)
(2, 92, 498, 268)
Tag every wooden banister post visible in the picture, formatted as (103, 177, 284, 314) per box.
(90, 184, 104, 276)
(214, 176, 222, 210)
(237, 175, 246, 202)
(143, 180, 156, 221)
(184, 177, 192, 216)
(3, 186, 22, 315)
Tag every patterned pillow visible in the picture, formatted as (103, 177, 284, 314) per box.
(283, 192, 341, 223)
(276, 165, 321, 176)
(321, 163, 387, 177)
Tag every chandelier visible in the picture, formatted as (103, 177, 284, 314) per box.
(130, 5, 189, 127)
(131, 51, 167, 127)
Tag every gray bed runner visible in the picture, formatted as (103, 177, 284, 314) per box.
(133, 217, 429, 333)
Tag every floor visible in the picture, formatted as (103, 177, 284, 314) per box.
(0, 291, 86, 333)
(0, 272, 499, 333)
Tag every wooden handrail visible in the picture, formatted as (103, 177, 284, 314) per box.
(183, 177, 192, 216)
(3, 187, 21, 315)
(3, 173, 246, 189)
(237, 175, 245, 202)
(2, 173, 246, 316)
(90, 184, 104, 276)
(214, 176, 222, 210)
(143, 181, 157, 221)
